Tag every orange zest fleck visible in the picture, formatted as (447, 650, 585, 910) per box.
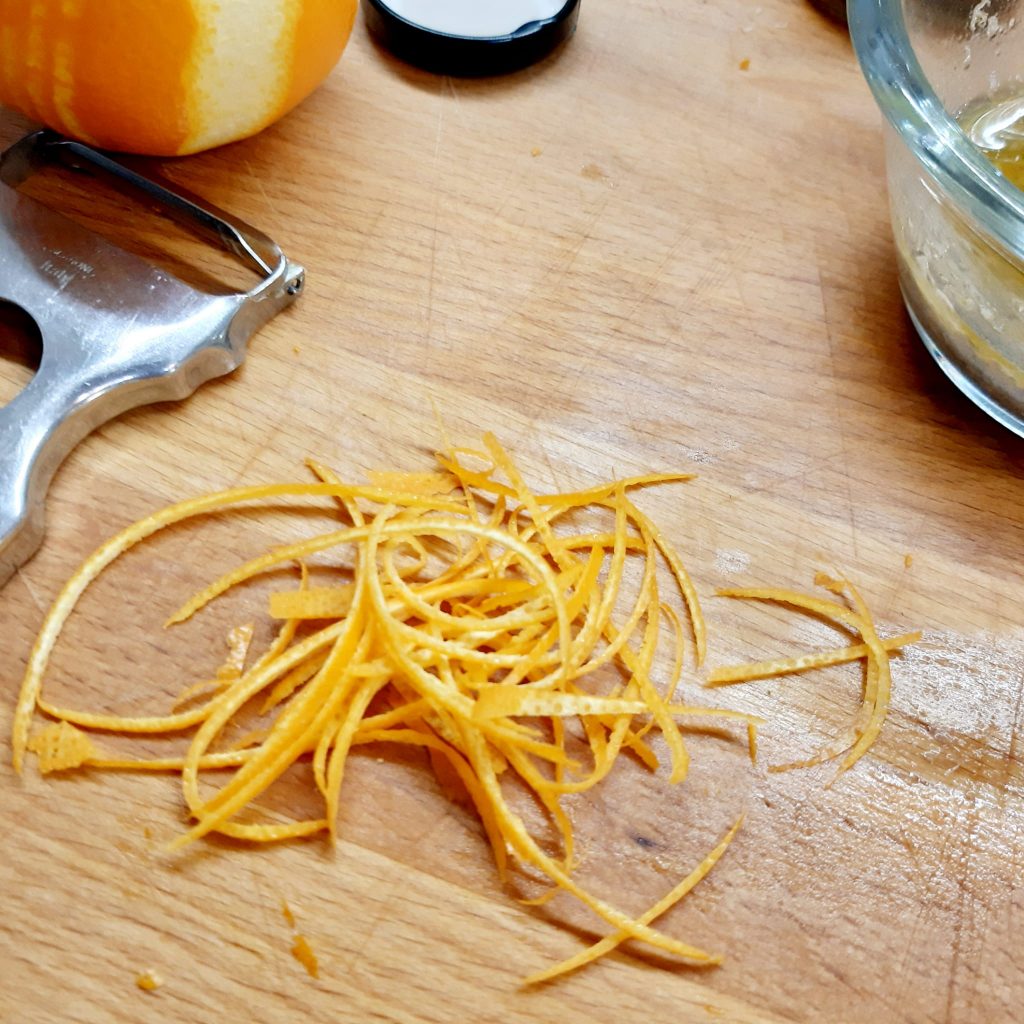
(291, 934, 319, 979)
(135, 969, 163, 992)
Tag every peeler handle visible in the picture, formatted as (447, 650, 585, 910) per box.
(0, 336, 239, 588)
(0, 371, 87, 586)
(0, 419, 47, 588)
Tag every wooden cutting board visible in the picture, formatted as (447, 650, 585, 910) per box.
(3, 2, 1023, 1022)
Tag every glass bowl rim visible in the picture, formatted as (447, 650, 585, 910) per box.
(849, 0, 1024, 260)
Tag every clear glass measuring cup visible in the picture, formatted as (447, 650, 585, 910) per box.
(851, 0, 1024, 437)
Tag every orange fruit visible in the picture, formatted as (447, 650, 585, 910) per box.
(0, 0, 359, 156)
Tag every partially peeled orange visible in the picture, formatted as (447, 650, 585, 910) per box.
(0, 0, 358, 155)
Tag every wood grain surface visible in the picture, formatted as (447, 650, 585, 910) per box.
(3, 2, 1024, 1022)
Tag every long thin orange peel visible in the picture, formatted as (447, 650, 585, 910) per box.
(712, 583, 920, 781)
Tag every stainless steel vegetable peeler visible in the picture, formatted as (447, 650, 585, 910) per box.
(0, 131, 304, 586)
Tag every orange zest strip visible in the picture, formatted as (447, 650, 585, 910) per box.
(624, 497, 706, 665)
(270, 587, 354, 620)
(832, 581, 893, 780)
(706, 631, 921, 687)
(473, 688, 761, 723)
(523, 814, 743, 984)
(717, 582, 918, 777)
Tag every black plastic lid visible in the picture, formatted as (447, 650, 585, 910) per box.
(364, 0, 581, 77)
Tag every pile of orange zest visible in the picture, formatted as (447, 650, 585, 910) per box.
(713, 580, 920, 780)
(12, 438, 917, 979)
(12, 438, 751, 978)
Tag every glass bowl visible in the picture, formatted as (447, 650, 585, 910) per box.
(850, 0, 1024, 436)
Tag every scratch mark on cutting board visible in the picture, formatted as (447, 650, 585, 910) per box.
(355, 898, 391, 964)
(346, 889, 401, 1004)
(245, 159, 272, 209)
(944, 793, 981, 1023)
(613, 236, 684, 333)
(15, 567, 44, 615)
(881, 512, 926, 619)
(691, 135, 754, 307)
(538, 161, 617, 297)
(551, 203, 609, 289)
(443, 74, 469, 131)
(537, 431, 564, 494)
(231, 413, 290, 486)
(817, 264, 860, 562)
(1005, 672, 1024, 790)
(719, 447, 845, 511)
(423, 85, 447, 350)
(896, 814, 947, 987)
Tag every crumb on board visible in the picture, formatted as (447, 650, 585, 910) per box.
(813, 570, 844, 592)
(136, 970, 163, 992)
(904, 553, 913, 568)
(281, 899, 296, 930)
(292, 345, 301, 355)
(292, 935, 319, 978)
(530, 146, 542, 157)
(739, 58, 751, 70)
(217, 623, 254, 681)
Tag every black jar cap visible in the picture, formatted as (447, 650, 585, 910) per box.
(364, 0, 581, 77)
